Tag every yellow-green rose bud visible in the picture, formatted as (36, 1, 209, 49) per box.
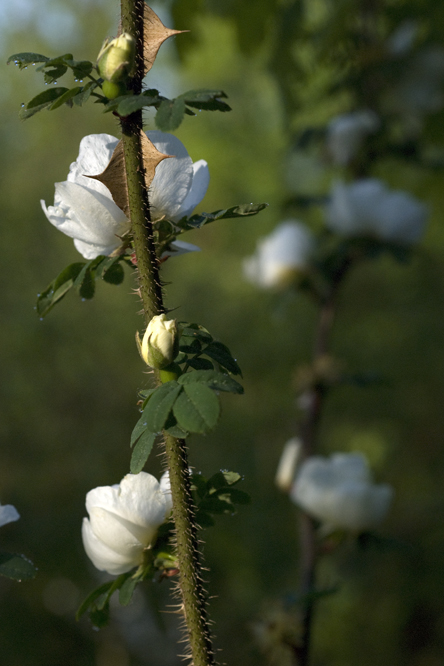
(139, 315, 179, 370)
(97, 33, 135, 83)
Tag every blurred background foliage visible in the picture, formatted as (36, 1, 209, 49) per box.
(1, 0, 444, 664)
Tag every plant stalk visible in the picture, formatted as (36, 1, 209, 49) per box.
(120, 1, 216, 663)
(294, 283, 341, 666)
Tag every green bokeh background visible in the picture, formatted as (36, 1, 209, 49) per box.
(2, 1, 444, 665)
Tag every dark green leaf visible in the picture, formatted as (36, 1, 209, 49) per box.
(178, 323, 213, 343)
(199, 496, 233, 514)
(8, 52, 49, 69)
(101, 261, 125, 285)
(195, 510, 215, 527)
(76, 581, 114, 620)
(178, 370, 243, 394)
(186, 357, 214, 371)
(173, 383, 220, 434)
(89, 605, 110, 628)
(131, 413, 149, 447)
(20, 87, 69, 120)
(37, 262, 85, 317)
(118, 92, 162, 116)
(207, 471, 230, 491)
(191, 473, 208, 498)
(49, 86, 81, 110)
(36, 54, 73, 69)
(181, 203, 268, 230)
(130, 430, 156, 473)
(178, 88, 231, 112)
(143, 382, 182, 433)
(73, 81, 96, 106)
(220, 487, 251, 504)
(74, 266, 95, 299)
(44, 66, 68, 84)
(0, 553, 36, 581)
(64, 59, 93, 78)
(119, 576, 138, 606)
(164, 423, 189, 438)
(155, 98, 186, 131)
(204, 342, 242, 376)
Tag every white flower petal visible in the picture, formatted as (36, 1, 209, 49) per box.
(326, 179, 428, 244)
(176, 160, 210, 219)
(147, 131, 194, 221)
(291, 452, 393, 531)
(82, 518, 139, 575)
(162, 240, 201, 258)
(67, 133, 119, 198)
(0, 503, 20, 528)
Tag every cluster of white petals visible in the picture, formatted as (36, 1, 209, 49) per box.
(41, 131, 209, 260)
(326, 178, 428, 244)
(0, 502, 20, 528)
(243, 220, 315, 289)
(326, 110, 380, 166)
(82, 472, 172, 575)
(291, 452, 393, 532)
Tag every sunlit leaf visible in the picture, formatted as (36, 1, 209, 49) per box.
(173, 383, 220, 434)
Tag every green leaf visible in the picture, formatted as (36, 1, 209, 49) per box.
(155, 98, 186, 131)
(204, 341, 242, 376)
(118, 92, 162, 116)
(178, 323, 213, 344)
(119, 576, 138, 606)
(49, 86, 81, 110)
(64, 58, 93, 78)
(131, 413, 149, 447)
(173, 383, 220, 434)
(8, 52, 49, 69)
(36, 54, 73, 70)
(181, 203, 268, 230)
(19, 87, 69, 120)
(74, 265, 95, 299)
(0, 553, 36, 581)
(37, 262, 85, 317)
(73, 81, 96, 106)
(178, 88, 231, 112)
(76, 581, 113, 620)
(178, 370, 243, 394)
(130, 430, 156, 473)
(221, 471, 242, 486)
(143, 382, 182, 433)
(89, 605, 110, 628)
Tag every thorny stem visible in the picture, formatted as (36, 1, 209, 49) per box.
(120, 1, 216, 664)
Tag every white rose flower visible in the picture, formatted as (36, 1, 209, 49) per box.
(291, 452, 393, 532)
(0, 502, 20, 528)
(326, 110, 380, 166)
(82, 471, 173, 575)
(326, 179, 428, 244)
(41, 131, 210, 260)
(275, 438, 302, 493)
(243, 220, 315, 289)
(140, 314, 179, 369)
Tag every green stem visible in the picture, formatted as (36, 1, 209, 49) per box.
(120, 1, 216, 663)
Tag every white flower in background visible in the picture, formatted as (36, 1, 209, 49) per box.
(243, 220, 315, 289)
(291, 452, 393, 532)
(82, 471, 173, 575)
(386, 21, 418, 57)
(41, 131, 210, 260)
(140, 314, 179, 369)
(0, 502, 20, 528)
(326, 179, 428, 244)
(326, 110, 380, 166)
(275, 438, 302, 492)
